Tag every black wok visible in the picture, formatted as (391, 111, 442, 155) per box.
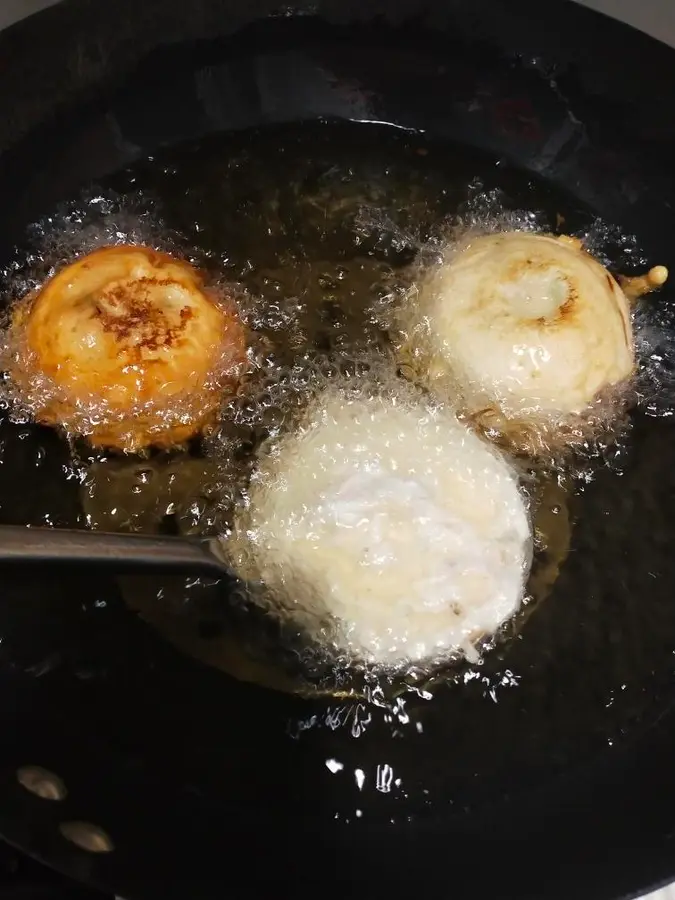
(1, 1, 675, 898)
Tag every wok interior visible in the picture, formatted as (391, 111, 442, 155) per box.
(1, 121, 675, 826)
(0, 9, 675, 850)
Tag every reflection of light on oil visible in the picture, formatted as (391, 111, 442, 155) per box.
(384, 696, 410, 726)
(350, 705, 372, 737)
(375, 763, 394, 793)
(461, 667, 521, 703)
(325, 758, 344, 774)
(288, 702, 373, 739)
(348, 117, 422, 134)
(354, 769, 366, 790)
(604, 683, 627, 709)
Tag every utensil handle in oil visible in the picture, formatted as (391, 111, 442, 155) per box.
(0, 525, 228, 577)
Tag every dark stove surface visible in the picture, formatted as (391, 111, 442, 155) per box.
(0, 841, 110, 900)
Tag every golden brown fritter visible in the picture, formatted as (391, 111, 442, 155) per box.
(8, 245, 247, 452)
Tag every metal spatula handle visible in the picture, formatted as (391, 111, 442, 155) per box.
(0, 525, 229, 577)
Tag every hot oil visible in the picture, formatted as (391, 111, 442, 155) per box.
(1, 121, 675, 820)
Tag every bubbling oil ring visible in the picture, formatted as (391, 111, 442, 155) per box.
(390, 230, 668, 461)
(117, 468, 571, 702)
(2, 245, 248, 453)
